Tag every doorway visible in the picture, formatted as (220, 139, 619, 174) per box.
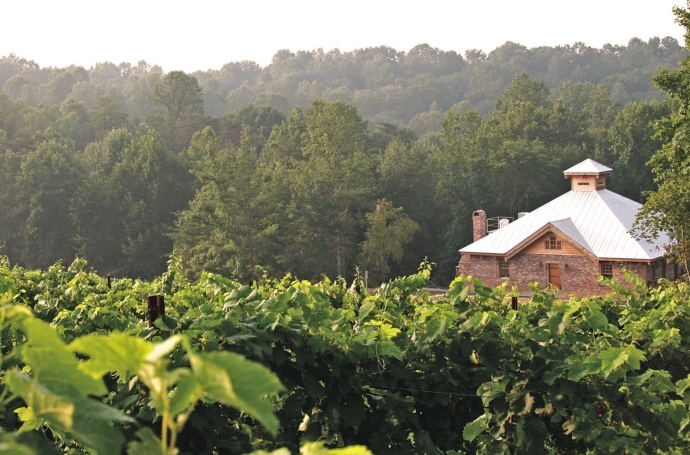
(548, 263, 560, 289)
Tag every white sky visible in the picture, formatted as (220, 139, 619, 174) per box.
(1, 0, 686, 73)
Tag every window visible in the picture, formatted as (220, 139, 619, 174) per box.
(647, 263, 656, 286)
(544, 236, 562, 250)
(577, 182, 590, 186)
(498, 259, 509, 278)
(600, 262, 613, 279)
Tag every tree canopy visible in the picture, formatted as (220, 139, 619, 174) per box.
(634, 3, 690, 274)
(0, 29, 684, 282)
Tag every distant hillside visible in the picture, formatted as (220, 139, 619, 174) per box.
(0, 37, 685, 135)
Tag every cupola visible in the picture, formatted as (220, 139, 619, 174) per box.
(563, 159, 612, 192)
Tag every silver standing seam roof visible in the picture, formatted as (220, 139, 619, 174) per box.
(459, 189, 667, 261)
(563, 159, 613, 176)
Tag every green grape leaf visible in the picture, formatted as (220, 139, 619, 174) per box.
(70, 333, 154, 378)
(598, 346, 646, 378)
(425, 317, 448, 341)
(71, 395, 135, 425)
(463, 414, 489, 442)
(8, 371, 132, 455)
(189, 351, 285, 435)
(13, 407, 39, 431)
(299, 442, 373, 455)
(376, 341, 403, 361)
(147, 334, 183, 362)
(70, 396, 132, 455)
(446, 277, 465, 298)
(127, 428, 165, 455)
(586, 308, 609, 331)
(0, 432, 37, 455)
(15, 430, 64, 455)
(17, 319, 106, 397)
(7, 371, 74, 432)
(168, 371, 200, 416)
(358, 300, 376, 320)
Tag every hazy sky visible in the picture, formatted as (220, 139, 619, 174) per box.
(2, 0, 685, 73)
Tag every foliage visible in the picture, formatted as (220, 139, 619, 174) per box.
(174, 126, 267, 281)
(1, 36, 684, 136)
(360, 199, 419, 284)
(634, 3, 690, 275)
(0, 257, 373, 455)
(0, 47, 679, 283)
(147, 71, 207, 155)
(2, 257, 690, 454)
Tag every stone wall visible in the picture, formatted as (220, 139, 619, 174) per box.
(457, 253, 652, 297)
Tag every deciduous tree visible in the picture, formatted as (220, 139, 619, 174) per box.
(147, 71, 206, 154)
(360, 199, 419, 283)
(634, 3, 690, 275)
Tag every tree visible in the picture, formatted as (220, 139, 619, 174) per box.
(634, 3, 690, 275)
(254, 100, 378, 280)
(377, 138, 439, 277)
(58, 98, 93, 151)
(608, 100, 670, 201)
(88, 95, 129, 140)
(120, 130, 191, 277)
(71, 129, 135, 273)
(15, 137, 83, 268)
(215, 104, 285, 152)
(173, 126, 266, 281)
(42, 70, 77, 104)
(148, 71, 206, 154)
(292, 100, 376, 278)
(102, 129, 192, 278)
(360, 199, 419, 284)
(0, 148, 23, 260)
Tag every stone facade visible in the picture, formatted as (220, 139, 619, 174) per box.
(457, 252, 657, 297)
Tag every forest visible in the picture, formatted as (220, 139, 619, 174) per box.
(5, 2, 690, 452)
(0, 35, 685, 284)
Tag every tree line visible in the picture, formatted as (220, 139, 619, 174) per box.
(0, 36, 684, 137)
(0, 60, 673, 283)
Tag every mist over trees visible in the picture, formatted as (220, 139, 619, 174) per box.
(0, 37, 683, 136)
(0, 37, 683, 282)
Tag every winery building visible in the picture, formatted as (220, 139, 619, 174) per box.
(456, 159, 676, 296)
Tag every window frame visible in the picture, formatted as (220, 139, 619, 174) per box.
(600, 262, 613, 279)
(498, 258, 510, 278)
(544, 236, 562, 251)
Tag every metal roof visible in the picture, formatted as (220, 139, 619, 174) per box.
(459, 189, 667, 261)
(550, 218, 594, 254)
(563, 159, 613, 176)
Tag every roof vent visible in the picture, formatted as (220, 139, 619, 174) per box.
(563, 159, 612, 192)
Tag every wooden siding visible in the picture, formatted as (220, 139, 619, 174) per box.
(571, 175, 601, 191)
(522, 233, 585, 256)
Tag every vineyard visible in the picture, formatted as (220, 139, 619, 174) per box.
(0, 256, 690, 454)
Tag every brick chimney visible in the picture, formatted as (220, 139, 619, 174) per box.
(472, 210, 487, 242)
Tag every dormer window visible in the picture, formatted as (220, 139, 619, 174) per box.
(545, 236, 562, 250)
